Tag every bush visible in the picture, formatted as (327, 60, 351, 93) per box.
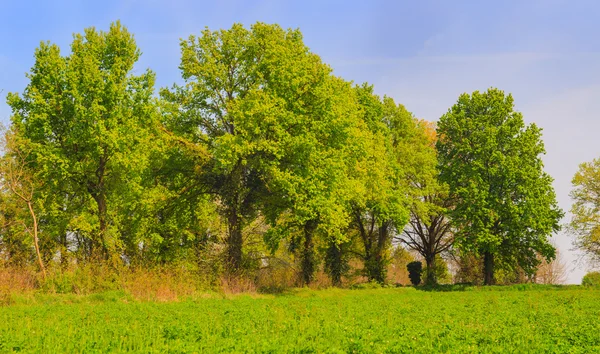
(582, 271, 600, 286)
(350, 281, 382, 290)
(407, 261, 423, 286)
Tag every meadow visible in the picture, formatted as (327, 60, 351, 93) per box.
(1, 286, 599, 353)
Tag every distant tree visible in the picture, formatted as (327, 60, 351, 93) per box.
(582, 271, 600, 286)
(449, 251, 483, 285)
(387, 246, 414, 285)
(534, 242, 567, 285)
(569, 158, 600, 266)
(7, 22, 158, 262)
(436, 88, 563, 285)
(399, 120, 454, 285)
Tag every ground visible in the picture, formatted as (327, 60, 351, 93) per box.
(1, 285, 599, 353)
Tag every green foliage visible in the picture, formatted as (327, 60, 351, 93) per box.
(436, 88, 563, 284)
(349, 84, 417, 283)
(7, 21, 159, 261)
(570, 158, 600, 265)
(323, 240, 351, 286)
(407, 261, 423, 286)
(162, 23, 367, 277)
(582, 271, 600, 286)
(1, 287, 599, 352)
(423, 255, 451, 284)
(2, 22, 575, 304)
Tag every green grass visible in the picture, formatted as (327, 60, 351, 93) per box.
(1, 286, 599, 353)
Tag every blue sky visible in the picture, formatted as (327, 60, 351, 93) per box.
(1, 0, 599, 283)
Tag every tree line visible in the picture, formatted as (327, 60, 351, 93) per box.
(0, 21, 571, 288)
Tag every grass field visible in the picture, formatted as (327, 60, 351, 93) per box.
(1, 286, 599, 353)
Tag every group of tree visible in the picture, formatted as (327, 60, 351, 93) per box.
(0, 21, 566, 288)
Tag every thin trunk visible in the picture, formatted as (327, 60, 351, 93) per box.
(301, 220, 318, 286)
(26, 201, 46, 279)
(90, 154, 108, 260)
(97, 192, 107, 249)
(60, 231, 68, 269)
(484, 251, 495, 285)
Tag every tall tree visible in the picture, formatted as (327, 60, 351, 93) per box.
(263, 76, 366, 285)
(436, 88, 563, 285)
(349, 85, 412, 283)
(569, 158, 600, 265)
(399, 121, 454, 285)
(7, 21, 158, 261)
(162, 23, 359, 273)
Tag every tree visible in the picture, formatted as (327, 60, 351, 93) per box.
(422, 255, 451, 285)
(7, 21, 158, 261)
(262, 75, 365, 285)
(162, 23, 364, 275)
(436, 88, 563, 285)
(348, 85, 412, 283)
(0, 129, 46, 277)
(399, 120, 454, 285)
(582, 271, 600, 286)
(534, 242, 567, 284)
(569, 158, 600, 265)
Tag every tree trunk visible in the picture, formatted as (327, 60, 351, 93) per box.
(226, 208, 243, 272)
(97, 192, 107, 251)
(425, 254, 436, 285)
(301, 220, 318, 286)
(365, 223, 388, 284)
(26, 201, 46, 279)
(326, 241, 344, 287)
(90, 190, 109, 260)
(365, 247, 386, 283)
(90, 154, 108, 260)
(60, 230, 69, 269)
(484, 251, 495, 285)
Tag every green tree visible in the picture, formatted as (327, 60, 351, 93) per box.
(160, 24, 260, 271)
(582, 271, 600, 286)
(349, 85, 411, 283)
(570, 158, 600, 265)
(436, 88, 563, 285)
(421, 255, 451, 284)
(7, 21, 158, 261)
(262, 75, 366, 285)
(162, 23, 364, 275)
(399, 121, 454, 285)
(0, 128, 46, 277)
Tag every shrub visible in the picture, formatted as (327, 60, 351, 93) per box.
(407, 261, 423, 286)
(582, 271, 600, 286)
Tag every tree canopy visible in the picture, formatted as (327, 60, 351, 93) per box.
(7, 21, 159, 262)
(436, 88, 563, 285)
(1, 22, 567, 288)
(570, 158, 600, 265)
